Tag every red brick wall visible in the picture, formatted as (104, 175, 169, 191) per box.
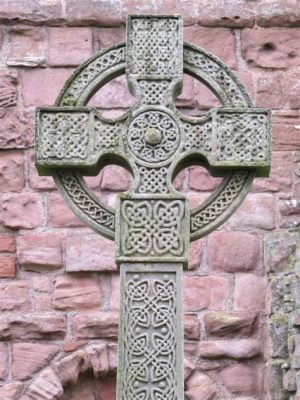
(0, 1, 299, 399)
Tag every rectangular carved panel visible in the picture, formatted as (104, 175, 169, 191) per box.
(116, 263, 184, 400)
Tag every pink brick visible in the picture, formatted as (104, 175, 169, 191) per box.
(256, 72, 286, 109)
(184, 27, 237, 69)
(100, 164, 132, 191)
(0, 343, 8, 379)
(208, 231, 260, 272)
(48, 27, 93, 66)
(0, 281, 30, 311)
(184, 275, 229, 311)
(252, 151, 292, 192)
(96, 27, 126, 50)
(242, 28, 300, 69)
(0, 0, 62, 24)
(53, 275, 101, 311)
(257, 0, 300, 27)
(0, 255, 16, 278)
(28, 150, 56, 190)
(47, 191, 84, 227)
(218, 364, 259, 395)
(0, 150, 24, 192)
(225, 193, 275, 230)
(234, 274, 268, 312)
(17, 232, 63, 271)
(66, 233, 116, 272)
(1, 192, 44, 229)
(0, 233, 16, 252)
(21, 68, 73, 107)
(66, 0, 122, 26)
(189, 166, 221, 191)
(7, 25, 45, 67)
(12, 343, 59, 381)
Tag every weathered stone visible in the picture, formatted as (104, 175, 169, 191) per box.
(28, 150, 56, 190)
(0, 234, 15, 253)
(184, 27, 237, 69)
(95, 378, 116, 400)
(198, 339, 261, 359)
(96, 27, 125, 50)
(283, 369, 297, 392)
(0, 69, 17, 108)
(25, 367, 63, 400)
(17, 232, 63, 270)
(257, 0, 300, 27)
(0, 382, 23, 400)
(1, 192, 44, 229)
(272, 113, 300, 151)
(0, 281, 30, 311)
(189, 166, 221, 191)
(54, 350, 88, 386)
(0, 343, 8, 379)
(264, 231, 299, 272)
(0, 255, 16, 278)
(256, 72, 286, 109)
(204, 311, 257, 338)
(47, 191, 84, 227)
(185, 371, 218, 400)
(86, 343, 109, 377)
(218, 364, 259, 395)
(7, 26, 45, 67)
(184, 276, 229, 311)
(12, 343, 59, 381)
(48, 27, 93, 66)
(73, 312, 118, 340)
(279, 197, 300, 228)
(100, 164, 132, 191)
(242, 28, 300, 69)
(65, 233, 116, 272)
(0, 108, 33, 149)
(188, 240, 202, 270)
(207, 231, 260, 272)
(286, 70, 300, 109)
(65, 0, 122, 26)
(0, 315, 66, 340)
(63, 340, 88, 352)
(53, 275, 101, 310)
(0, 151, 24, 192)
(184, 314, 200, 340)
(234, 274, 268, 312)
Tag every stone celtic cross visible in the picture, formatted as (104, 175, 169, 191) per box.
(35, 15, 271, 400)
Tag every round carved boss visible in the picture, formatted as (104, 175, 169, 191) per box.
(53, 42, 255, 242)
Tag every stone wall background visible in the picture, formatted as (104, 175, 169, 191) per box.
(0, 1, 299, 399)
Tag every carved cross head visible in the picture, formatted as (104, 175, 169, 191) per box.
(35, 15, 271, 268)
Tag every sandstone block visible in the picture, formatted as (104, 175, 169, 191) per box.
(12, 343, 59, 380)
(66, 233, 116, 272)
(234, 274, 268, 312)
(17, 232, 63, 270)
(186, 371, 218, 400)
(0, 343, 8, 379)
(286, 70, 300, 109)
(272, 113, 300, 151)
(0, 151, 24, 192)
(0, 69, 17, 108)
(198, 339, 260, 359)
(0, 382, 23, 400)
(0, 108, 33, 149)
(47, 191, 84, 227)
(208, 231, 260, 272)
(0, 314, 66, 340)
(66, 0, 122, 26)
(54, 350, 87, 386)
(1, 192, 44, 229)
(0, 281, 30, 311)
(242, 28, 300, 69)
(188, 240, 202, 270)
(184, 314, 200, 340)
(48, 27, 93, 66)
(53, 275, 101, 311)
(96, 27, 125, 50)
(255, 72, 286, 109)
(264, 231, 299, 273)
(218, 364, 259, 395)
(257, 0, 300, 27)
(73, 312, 118, 340)
(7, 26, 45, 67)
(25, 368, 63, 400)
(21, 68, 73, 107)
(184, 276, 229, 311)
(189, 166, 221, 191)
(100, 164, 132, 191)
(0, 234, 15, 252)
(0, 255, 16, 278)
(86, 343, 109, 377)
(95, 378, 116, 400)
(204, 311, 257, 338)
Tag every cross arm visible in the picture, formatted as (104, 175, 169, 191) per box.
(180, 108, 271, 177)
(35, 107, 126, 175)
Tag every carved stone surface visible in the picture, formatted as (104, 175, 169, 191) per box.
(34, 14, 271, 400)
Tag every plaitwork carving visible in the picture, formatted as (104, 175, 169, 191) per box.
(35, 14, 271, 400)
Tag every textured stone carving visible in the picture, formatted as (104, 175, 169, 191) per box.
(34, 14, 271, 400)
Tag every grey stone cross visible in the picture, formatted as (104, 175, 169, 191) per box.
(35, 15, 271, 400)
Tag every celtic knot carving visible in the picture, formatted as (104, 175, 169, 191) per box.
(128, 111, 180, 163)
(183, 117, 212, 153)
(40, 112, 89, 160)
(120, 199, 185, 257)
(94, 117, 121, 151)
(138, 80, 170, 106)
(121, 272, 176, 400)
(138, 166, 168, 194)
(215, 111, 270, 163)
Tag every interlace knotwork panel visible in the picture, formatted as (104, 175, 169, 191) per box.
(127, 16, 181, 78)
(120, 199, 185, 257)
(214, 111, 270, 163)
(94, 117, 122, 151)
(122, 272, 177, 400)
(138, 80, 170, 106)
(182, 117, 212, 153)
(138, 166, 169, 194)
(39, 111, 90, 160)
(128, 111, 180, 163)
